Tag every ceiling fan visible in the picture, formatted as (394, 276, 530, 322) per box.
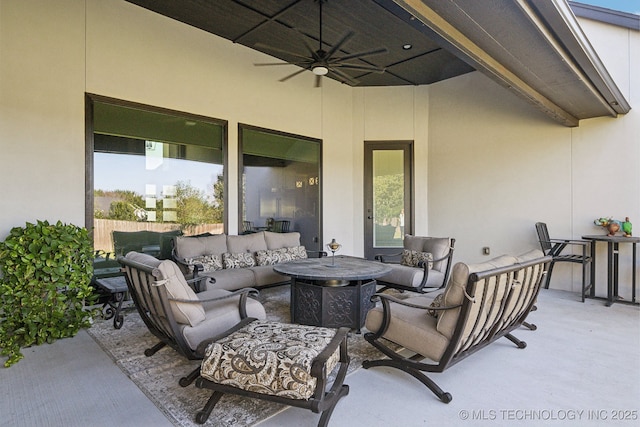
(255, 0, 388, 87)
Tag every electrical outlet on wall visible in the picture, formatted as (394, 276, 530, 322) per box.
(482, 247, 490, 255)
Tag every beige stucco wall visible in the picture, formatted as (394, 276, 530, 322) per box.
(1, 0, 638, 296)
(427, 16, 640, 295)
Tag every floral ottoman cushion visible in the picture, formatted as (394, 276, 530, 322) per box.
(200, 320, 341, 400)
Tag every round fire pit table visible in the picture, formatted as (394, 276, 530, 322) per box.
(273, 255, 391, 332)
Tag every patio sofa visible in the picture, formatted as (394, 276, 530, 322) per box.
(363, 249, 551, 402)
(172, 231, 311, 292)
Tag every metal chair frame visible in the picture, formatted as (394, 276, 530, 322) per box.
(535, 222, 593, 302)
(118, 255, 258, 387)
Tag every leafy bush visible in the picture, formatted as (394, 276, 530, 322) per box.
(0, 220, 95, 367)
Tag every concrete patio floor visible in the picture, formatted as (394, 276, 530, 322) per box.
(1, 288, 638, 427)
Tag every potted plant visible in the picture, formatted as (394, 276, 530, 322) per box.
(0, 220, 95, 367)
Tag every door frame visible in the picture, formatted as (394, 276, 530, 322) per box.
(363, 140, 414, 260)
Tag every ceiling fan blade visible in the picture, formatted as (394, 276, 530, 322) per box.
(315, 75, 322, 88)
(325, 31, 355, 59)
(329, 67, 359, 85)
(332, 47, 388, 62)
(255, 60, 311, 67)
(279, 68, 308, 82)
(333, 63, 386, 73)
(254, 42, 310, 61)
(301, 37, 322, 61)
(254, 62, 296, 66)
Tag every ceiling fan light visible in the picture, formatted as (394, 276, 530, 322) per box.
(312, 66, 329, 76)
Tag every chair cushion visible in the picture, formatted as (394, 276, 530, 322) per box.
(423, 238, 452, 272)
(181, 290, 267, 350)
(124, 250, 163, 268)
(263, 231, 301, 250)
(366, 295, 449, 362)
(403, 235, 428, 251)
(155, 259, 206, 327)
(403, 236, 451, 273)
(200, 320, 340, 400)
(226, 232, 268, 254)
(377, 264, 445, 289)
(174, 234, 228, 259)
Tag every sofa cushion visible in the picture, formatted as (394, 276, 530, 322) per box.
(251, 265, 291, 287)
(155, 259, 206, 327)
(436, 254, 518, 339)
(226, 232, 268, 254)
(264, 231, 301, 250)
(200, 268, 257, 291)
(185, 254, 223, 272)
(181, 289, 267, 350)
(400, 249, 433, 268)
(223, 252, 256, 269)
(174, 234, 228, 259)
(515, 249, 544, 263)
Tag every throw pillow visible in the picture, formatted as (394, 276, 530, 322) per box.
(290, 245, 308, 260)
(400, 249, 434, 269)
(426, 293, 444, 318)
(255, 246, 308, 266)
(184, 254, 223, 272)
(222, 252, 256, 269)
(255, 249, 280, 266)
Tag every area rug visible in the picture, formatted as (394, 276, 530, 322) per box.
(86, 284, 390, 427)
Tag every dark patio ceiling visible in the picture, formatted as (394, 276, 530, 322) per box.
(124, 0, 631, 127)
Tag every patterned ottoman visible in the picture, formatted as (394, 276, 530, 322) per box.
(195, 319, 350, 426)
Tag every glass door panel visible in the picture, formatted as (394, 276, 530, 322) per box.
(364, 141, 413, 259)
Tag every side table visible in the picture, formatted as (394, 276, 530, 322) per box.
(581, 234, 639, 307)
(94, 276, 129, 328)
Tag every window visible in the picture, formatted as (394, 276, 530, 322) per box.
(239, 125, 322, 251)
(86, 95, 227, 256)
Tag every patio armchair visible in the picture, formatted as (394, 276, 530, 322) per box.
(535, 222, 593, 302)
(272, 219, 291, 232)
(374, 236, 455, 293)
(241, 220, 255, 234)
(117, 251, 266, 386)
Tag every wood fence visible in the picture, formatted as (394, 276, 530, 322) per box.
(93, 219, 223, 253)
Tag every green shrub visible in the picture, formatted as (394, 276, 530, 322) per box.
(0, 220, 95, 367)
